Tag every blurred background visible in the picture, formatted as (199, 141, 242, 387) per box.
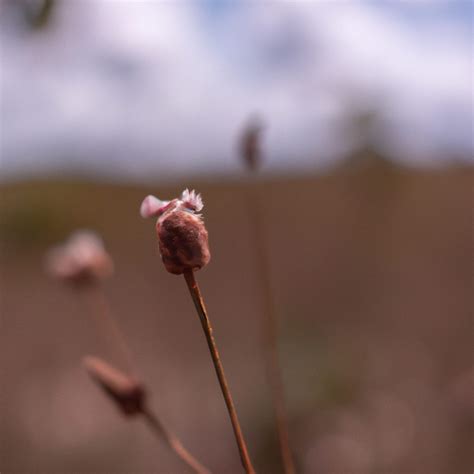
(0, 1, 472, 473)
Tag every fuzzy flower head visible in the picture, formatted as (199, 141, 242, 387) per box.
(140, 189, 210, 275)
(46, 230, 114, 285)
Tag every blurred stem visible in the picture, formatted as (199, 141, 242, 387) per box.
(25, 0, 55, 29)
(83, 283, 135, 377)
(142, 408, 212, 474)
(183, 270, 256, 474)
(246, 183, 296, 474)
(82, 284, 210, 472)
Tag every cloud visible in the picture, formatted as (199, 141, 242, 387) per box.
(0, 1, 471, 181)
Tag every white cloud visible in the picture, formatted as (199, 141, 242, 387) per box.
(0, 1, 471, 181)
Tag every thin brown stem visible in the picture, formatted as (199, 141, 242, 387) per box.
(183, 270, 256, 474)
(81, 284, 210, 472)
(142, 408, 212, 474)
(247, 185, 296, 474)
(83, 283, 135, 376)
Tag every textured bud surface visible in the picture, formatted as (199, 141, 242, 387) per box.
(157, 210, 210, 274)
(141, 190, 210, 275)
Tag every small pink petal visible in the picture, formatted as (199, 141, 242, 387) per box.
(140, 195, 166, 218)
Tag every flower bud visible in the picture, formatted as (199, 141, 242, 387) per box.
(239, 117, 264, 172)
(83, 356, 145, 416)
(140, 189, 210, 275)
(46, 230, 113, 286)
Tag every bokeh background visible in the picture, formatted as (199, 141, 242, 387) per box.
(1, 1, 472, 473)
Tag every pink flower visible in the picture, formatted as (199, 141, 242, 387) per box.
(140, 189, 210, 275)
(46, 230, 114, 285)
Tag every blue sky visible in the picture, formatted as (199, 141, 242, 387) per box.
(1, 0, 472, 181)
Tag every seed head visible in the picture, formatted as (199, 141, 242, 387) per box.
(83, 356, 146, 416)
(239, 117, 265, 172)
(140, 189, 210, 275)
(45, 230, 114, 286)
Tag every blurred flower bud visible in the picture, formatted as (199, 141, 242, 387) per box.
(140, 189, 210, 275)
(239, 117, 264, 172)
(45, 230, 113, 285)
(83, 356, 145, 416)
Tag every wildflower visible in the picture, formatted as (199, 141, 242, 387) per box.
(140, 189, 210, 275)
(46, 230, 113, 285)
(83, 356, 145, 416)
(142, 189, 254, 473)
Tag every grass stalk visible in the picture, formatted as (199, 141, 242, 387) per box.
(247, 184, 295, 474)
(83, 283, 135, 376)
(183, 270, 256, 474)
(82, 284, 211, 473)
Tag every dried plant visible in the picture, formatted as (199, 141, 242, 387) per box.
(84, 356, 211, 474)
(46, 230, 133, 373)
(83, 356, 145, 416)
(47, 231, 210, 473)
(239, 117, 265, 172)
(141, 190, 256, 474)
(140, 190, 210, 275)
(46, 230, 114, 286)
(239, 119, 296, 474)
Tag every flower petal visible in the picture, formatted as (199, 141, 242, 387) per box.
(140, 195, 167, 218)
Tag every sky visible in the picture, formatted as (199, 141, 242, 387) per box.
(0, 0, 472, 182)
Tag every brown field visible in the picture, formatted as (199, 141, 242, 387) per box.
(1, 161, 472, 473)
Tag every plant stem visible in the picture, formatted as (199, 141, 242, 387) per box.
(183, 270, 256, 474)
(83, 283, 135, 376)
(142, 408, 212, 474)
(82, 284, 211, 472)
(247, 185, 295, 474)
